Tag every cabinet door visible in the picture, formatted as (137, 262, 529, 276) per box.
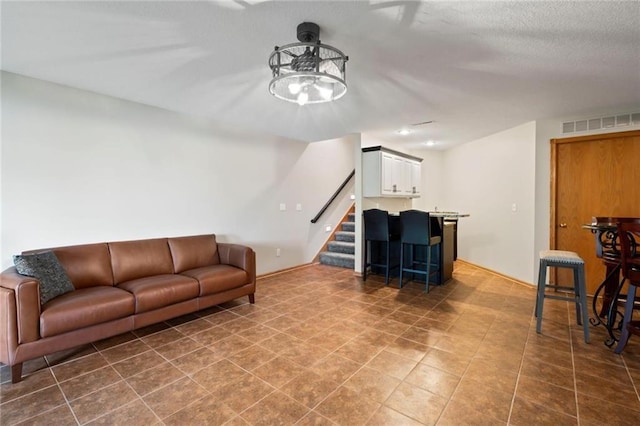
(382, 153, 405, 195)
(410, 161, 421, 196)
(391, 156, 404, 194)
(381, 153, 396, 194)
(402, 158, 414, 197)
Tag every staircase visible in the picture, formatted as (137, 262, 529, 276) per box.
(319, 211, 355, 269)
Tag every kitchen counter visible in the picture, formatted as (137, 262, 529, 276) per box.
(428, 212, 470, 219)
(429, 212, 469, 260)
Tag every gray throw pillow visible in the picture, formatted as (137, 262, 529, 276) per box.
(13, 251, 75, 305)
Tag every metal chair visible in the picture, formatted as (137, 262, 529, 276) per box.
(399, 210, 441, 293)
(535, 250, 590, 343)
(363, 209, 399, 285)
(614, 220, 640, 353)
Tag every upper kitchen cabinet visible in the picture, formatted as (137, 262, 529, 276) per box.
(362, 146, 422, 198)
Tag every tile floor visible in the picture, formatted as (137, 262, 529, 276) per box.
(1, 262, 640, 425)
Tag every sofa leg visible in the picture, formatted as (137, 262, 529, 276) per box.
(249, 294, 255, 304)
(11, 363, 23, 384)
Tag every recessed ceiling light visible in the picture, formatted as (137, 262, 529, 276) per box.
(397, 129, 411, 135)
(423, 140, 436, 146)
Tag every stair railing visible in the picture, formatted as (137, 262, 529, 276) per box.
(311, 169, 355, 224)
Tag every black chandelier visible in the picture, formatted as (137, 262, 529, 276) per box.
(268, 22, 348, 106)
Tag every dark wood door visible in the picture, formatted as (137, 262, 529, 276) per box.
(552, 130, 640, 295)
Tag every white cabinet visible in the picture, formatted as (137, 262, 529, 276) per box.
(363, 147, 422, 198)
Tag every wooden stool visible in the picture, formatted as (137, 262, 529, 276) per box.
(536, 250, 590, 343)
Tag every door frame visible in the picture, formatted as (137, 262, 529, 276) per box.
(550, 129, 640, 250)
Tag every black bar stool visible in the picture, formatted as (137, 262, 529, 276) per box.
(363, 209, 399, 285)
(399, 210, 441, 292)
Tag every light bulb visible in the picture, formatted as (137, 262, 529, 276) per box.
(288, 82, 301, 94)
(316, 84, 333, 101)
(297, 92, 309, 106)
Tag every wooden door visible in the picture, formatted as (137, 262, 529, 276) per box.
(551, 130, 640, 295)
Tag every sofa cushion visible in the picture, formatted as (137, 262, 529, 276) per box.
(181, 265, 249, 296)
(40, 287, 135, 338)
(13, 251, 75, 305)
(109, 238, 174, 284)
(168, 235, 219, 273)
(117, 274, 199, 313)
(24, 243, 114, 289)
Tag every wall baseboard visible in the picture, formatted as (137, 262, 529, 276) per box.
(455, 259, 534, 288)
(257, 263, 314, 280)
(259, 259, 535, 290)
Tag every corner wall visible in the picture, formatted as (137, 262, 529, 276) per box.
(0, 72, 355, 274)
(442, 122, 537, 283)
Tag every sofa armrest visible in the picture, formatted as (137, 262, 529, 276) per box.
(0, 267, 41, 345)
(217, 244, 256, 284)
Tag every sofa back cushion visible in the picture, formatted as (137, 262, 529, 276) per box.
(109, 238, 174, 284)
(24, 243, 114, 289)
(168, 235, 220, 273)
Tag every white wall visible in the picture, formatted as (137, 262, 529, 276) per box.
(410, 149, 444, 213)
(0, 72, 355, 275)
(442, 122, 537, 282)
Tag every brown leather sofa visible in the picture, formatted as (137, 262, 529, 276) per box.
(0, 234, 256, 383)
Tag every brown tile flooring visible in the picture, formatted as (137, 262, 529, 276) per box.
(2, 263, 640, 425)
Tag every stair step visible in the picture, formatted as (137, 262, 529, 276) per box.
(341, 221, 355, 232)
(319, 252, 355, 269)
(348, 213, 355, 222)
(335, 231, 355, 242)
(328, 241, 355, 254)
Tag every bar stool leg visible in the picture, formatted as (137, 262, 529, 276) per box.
(573, 265, 583, 326)
(536, 260, 547, 333)
(425, 246, 431, 293)
(399, 242, 404, 288)
(384, 242, 390, 286)
(576, 264, 590, 343)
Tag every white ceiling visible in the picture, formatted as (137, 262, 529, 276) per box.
(2, 1, 639, 149)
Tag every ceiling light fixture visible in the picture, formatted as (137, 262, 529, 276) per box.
(269, 22, 348, 106)
(397, 129, 411, 135)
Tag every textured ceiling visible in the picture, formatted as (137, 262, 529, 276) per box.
(2, 1, 639, 149)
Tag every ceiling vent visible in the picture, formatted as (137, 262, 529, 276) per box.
(562, 111, 640, 134)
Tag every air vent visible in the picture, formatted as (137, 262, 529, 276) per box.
(603, 116, 615, 128)
(562, 111, 640, 134)
(562, 122, 575, 133)
(616, 114, 630, 126)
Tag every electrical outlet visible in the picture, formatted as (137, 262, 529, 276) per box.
(511, 203, 517, 212)
(276, 248, 281, 257)
(325, 225, 331, 232)
(296, 203, 302, 211)
(279, 203, 286, 211)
